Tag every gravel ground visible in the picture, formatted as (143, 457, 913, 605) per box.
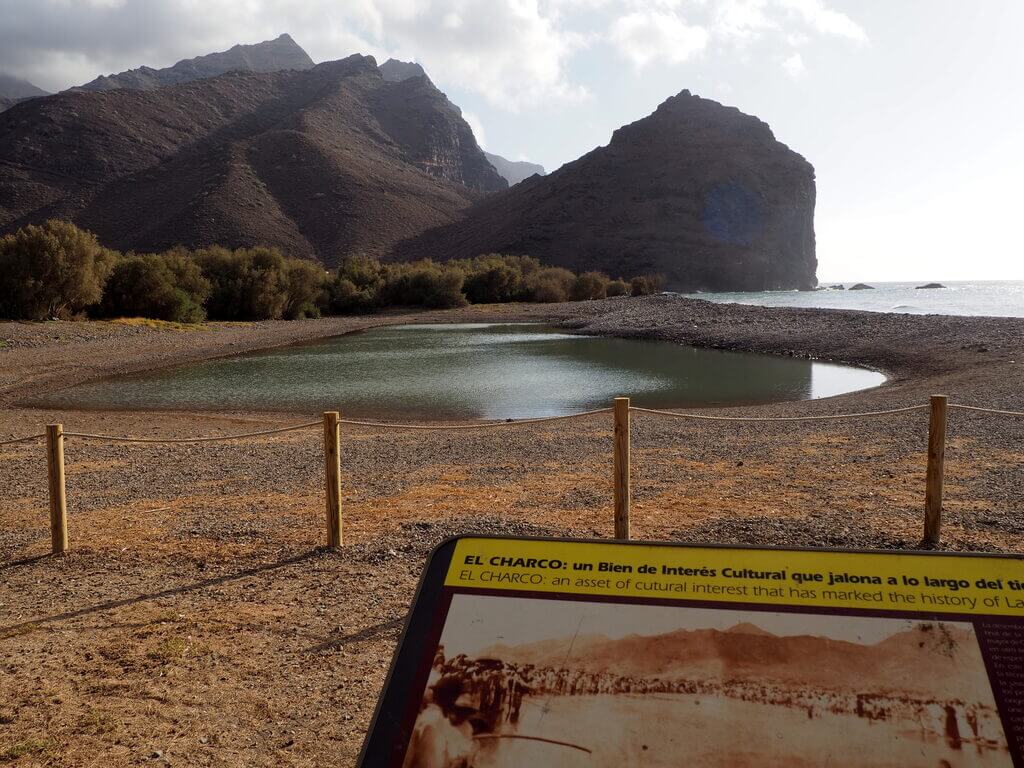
(1, 296, 1022, 766)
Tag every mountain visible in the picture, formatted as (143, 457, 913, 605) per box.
(379, 59, 428, 83)
(391, 90, 817, 291)
(74, 34, 314, 92)
(0, 55, 506, 262)
(0, 75, 49, 112)
(483, 151, 545, 186)
(482, 622, 988, 702)
(0, 74, 48, 99)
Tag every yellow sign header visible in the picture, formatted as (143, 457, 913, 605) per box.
(444, 538, 1024, 616)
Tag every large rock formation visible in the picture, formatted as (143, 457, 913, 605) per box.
(74, 34, 315, 92)
(0, 54, 505, 261)
(379, 58, 428, 83)
(376, 59, 547, 190)
(392, 90, 817, 291)
(483, 151, 545, 186)
(0, 74, 48, 112)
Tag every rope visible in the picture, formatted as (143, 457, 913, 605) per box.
(629, 404, 929, 422)
(0, 434, 44, 447)
(9, 403, 1021, 446)
(337, 408, 613, 430)
(949, 404, 1024, 417)
(62, 421, 320, 444)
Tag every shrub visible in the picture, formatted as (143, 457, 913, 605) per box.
(283, 258, 328, 319)
(630, 274, 663, 297)
(522, 267, 575, 303)
(328, 252, 384, 314)
(336, 252, 384, 292)
(99, 250, 211, 322)
(194, 246, 290, 320)
(378, 261, 467, 309)
(571, 271, 609, 301)
(606, 278, 629, 297)
(461, 258, 522, 304)
(0, 220, 116, 319)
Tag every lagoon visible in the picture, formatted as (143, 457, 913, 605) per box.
(42, 324, 886, 419)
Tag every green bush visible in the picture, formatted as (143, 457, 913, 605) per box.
(460, 257, 522, 304)
(99, 250, 211, 322)
(194, 246, 291, 321)
(522, 267, 576, 303)
(606, 278, 629, 297)
(283, 258, 328, 319)
(0, 220, 116, 319)
(379, 260, 467, 309)
(630, 274, 663, 297)
(571, 271, 609, 301)
(328, 252, 384, 314)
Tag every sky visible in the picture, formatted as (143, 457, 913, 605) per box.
(0, 1, 1021, 282)
(439, 594, 942, 658)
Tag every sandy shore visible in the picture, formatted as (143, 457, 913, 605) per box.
(1, 296, 1022, 766)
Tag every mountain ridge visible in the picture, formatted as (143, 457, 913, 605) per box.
(0, 74, 49, 113)
(0, 54, 505, 262)
(73, 33, 315, 92)
(483, 151, 545, 186)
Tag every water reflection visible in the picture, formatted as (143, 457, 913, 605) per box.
(42, 324, 885, 419)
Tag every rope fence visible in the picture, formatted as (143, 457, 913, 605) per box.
(62, 421, 322, 444)
(2, 394, 1020, 555)
(629, 404, 930, 422)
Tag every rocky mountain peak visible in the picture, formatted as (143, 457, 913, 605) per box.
(391, 89, 817, 291)
(379, 58, 429, 84)
(74, 33, 315, 92)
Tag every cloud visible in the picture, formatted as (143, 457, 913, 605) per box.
(775, 0, 868, 43)
(781, 51, 806, 77)
(0, 0, 866, 105)
(711, 0, 778, 41)
(462, 110, 487, 148)
(609, 10, 709, 68)
(0, 0, 588, 108)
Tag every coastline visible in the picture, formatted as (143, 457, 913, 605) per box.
(2, 296, 1023, 767)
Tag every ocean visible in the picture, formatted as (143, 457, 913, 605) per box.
(678, 281, 1024, 318)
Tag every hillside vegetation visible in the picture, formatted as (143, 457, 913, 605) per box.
(0, 220, 661, 322)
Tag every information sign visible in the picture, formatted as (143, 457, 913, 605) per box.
(360, 536, 1024, 767)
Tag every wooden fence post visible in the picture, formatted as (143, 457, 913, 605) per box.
(323, 411, 342, 548)
(923, 395, 948, 547)
(46, 423, 68, 555)
(613, 397, 631, 540)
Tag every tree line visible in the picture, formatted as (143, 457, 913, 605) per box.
(0, 220, 663, 322)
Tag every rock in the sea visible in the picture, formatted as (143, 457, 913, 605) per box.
(849, 283, 875, 290)
(915, 282, 946, 289)
(827, 284, 845, 290)
(390, 89, 817, 292)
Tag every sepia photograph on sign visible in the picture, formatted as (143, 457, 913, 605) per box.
(401, 594, 1010, 768)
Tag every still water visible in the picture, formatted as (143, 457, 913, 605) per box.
(44, 324, 885, 420)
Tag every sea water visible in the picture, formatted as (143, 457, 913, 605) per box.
(678, 280, 1024, 318)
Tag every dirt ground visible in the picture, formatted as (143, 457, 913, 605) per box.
(1, 297, 1022, 766)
